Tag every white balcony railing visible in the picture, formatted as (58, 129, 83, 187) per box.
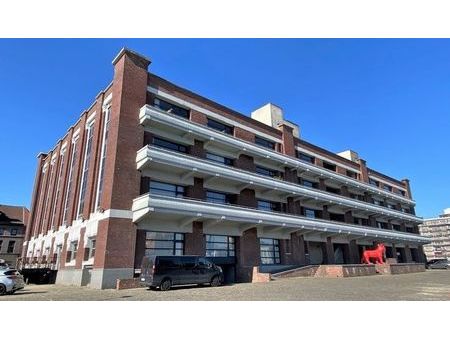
(139, 105, 416, 206)
(137, 145, 422, 224)
(132, 194, 430, 245)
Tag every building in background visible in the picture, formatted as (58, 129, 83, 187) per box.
(0, 205, 29, 266)
(419, 208, 450, 261)
(23, 48, 429, 289)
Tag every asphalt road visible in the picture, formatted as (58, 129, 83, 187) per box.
(2, 270, 450, 301)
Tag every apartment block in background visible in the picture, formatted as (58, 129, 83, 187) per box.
(419, 208, 450, 261)
(23, 48, 429, 289)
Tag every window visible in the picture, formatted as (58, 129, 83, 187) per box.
(206, 235, 235, 257)
(6, 241, 15, 254)
(302, 179, 317, 189)
(84, 237, 96, 261)
(153, 137, 187, 153)
(369, 178, 379, 187)
(260, 238, 280, 265)
(387, 204, 395, 210)
(62, 138, 79, 224)
(257, 200, 281, 212)
(149, 181, 185, 198)
(206, 190, 232, 204)
(154, 98, 189, 119)
(322, 161, 336, 172)
(77, 120, 95, 217)
(399, 190, 406, 196)
(66, 241, 78, 262)
(256, 165, 282, 179)
(207, 118, 233, 135)
(50, 151, 65, 229)
(255, 136, 275, 150)
(326, 186, 340, 195)
(373, 199, 383, 206)
(10, 228, 17, 236)
(0, 240, 3, 251)
(145, 231, 184, 256)
(206, 152, 233, 166)
(304, 208, 316, 219)
(346, 170, 357, 179)
(297, 151, 315, 163)
(0, 228, 3, 235)
(383, 184, 392, 192)
(350, 193, 365, 201)
(95, 106, 112, 209)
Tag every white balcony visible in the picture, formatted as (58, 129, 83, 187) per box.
(132, 194, 430, 245)
(137, 145, 423, 224)
(139, 105, 417, 207)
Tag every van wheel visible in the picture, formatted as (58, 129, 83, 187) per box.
(0, 284, 6, 296)
(210, 275, 221, 287)
(160, 278, 172, 291)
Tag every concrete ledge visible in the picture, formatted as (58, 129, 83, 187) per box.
(273, 264, 377, 279)
(116, 278, 145, 290)
(375, 263, 426, 275)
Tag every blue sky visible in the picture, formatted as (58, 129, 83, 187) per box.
(0, 39, 448, 218)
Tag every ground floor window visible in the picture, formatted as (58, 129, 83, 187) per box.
(84, 237, 96, 261)
(205, 235, 235, 257)
(145, 231, 184, 256)
(66, 241, 78, 262)
(260, 238, 280, 264)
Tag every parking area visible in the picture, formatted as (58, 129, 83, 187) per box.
(2, 270, 450, 301)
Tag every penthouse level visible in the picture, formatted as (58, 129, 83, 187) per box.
(23, 48, 429, 289)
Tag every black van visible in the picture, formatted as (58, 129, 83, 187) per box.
(140, 255, 224, 291)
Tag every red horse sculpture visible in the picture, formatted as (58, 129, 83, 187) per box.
(361, 243, 386, 264)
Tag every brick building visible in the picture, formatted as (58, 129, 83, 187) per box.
(0, 205, 29, 266)
(23, 48, 429, 289)
(418, 208, 450, 261)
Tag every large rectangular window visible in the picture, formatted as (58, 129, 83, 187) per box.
(383, 184, 393, 192)
(207, 118, 233, 135)
(77, 120, 95, 217)
(145, 231, 184, 256)
(256, 165, 282, 179)
(205, 235, 235, 257)
(255, 136, 275, 150)
(50, 151, 65, 230)
(260, 238, 280, 265)
(149, 181, 185, 198)
(297, 151, 315, 163)
(206, 152, 233, 166)
(369, 178, 379, 187)
(304, 208, 316, 219)
(66, 241, 78, 262)
(206, 190, 232, 204)
(95, 106, 111, 209)
(257, 200, 281, 212)
(83, 237, 96, 261)
(154, 97, 189, 119)
(322, 161, 336, 172)
(301, 179, 317, 189)
(62, 138, 79, 225)
(153, 137, 187, 153)
(7, 241, 15, 254)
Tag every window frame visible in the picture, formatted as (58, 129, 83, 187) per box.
(207, 118, 233, 135)
(255, 136, 275, 150)
(152, 136, 188, 153)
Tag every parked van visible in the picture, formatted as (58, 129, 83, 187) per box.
(140, 255, 223, 291)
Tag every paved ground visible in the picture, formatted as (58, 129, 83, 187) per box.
(2, 270, 450, 301)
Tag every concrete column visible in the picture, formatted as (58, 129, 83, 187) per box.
(404, 245, 413, 263)
(189, 139, 206, 159)
(279, 124, 296, 157)
(344, 211, 353, 224)
(186, 177, 206, 200)
(236, 228, 260, 282)
(325, 237, 335, 264)
(349, 240, 360, 264)
(322, 205, 330, 220)
(358, 159, 369, 183)
(340, 185, 350, 197)
(185, 222, 205, 256)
